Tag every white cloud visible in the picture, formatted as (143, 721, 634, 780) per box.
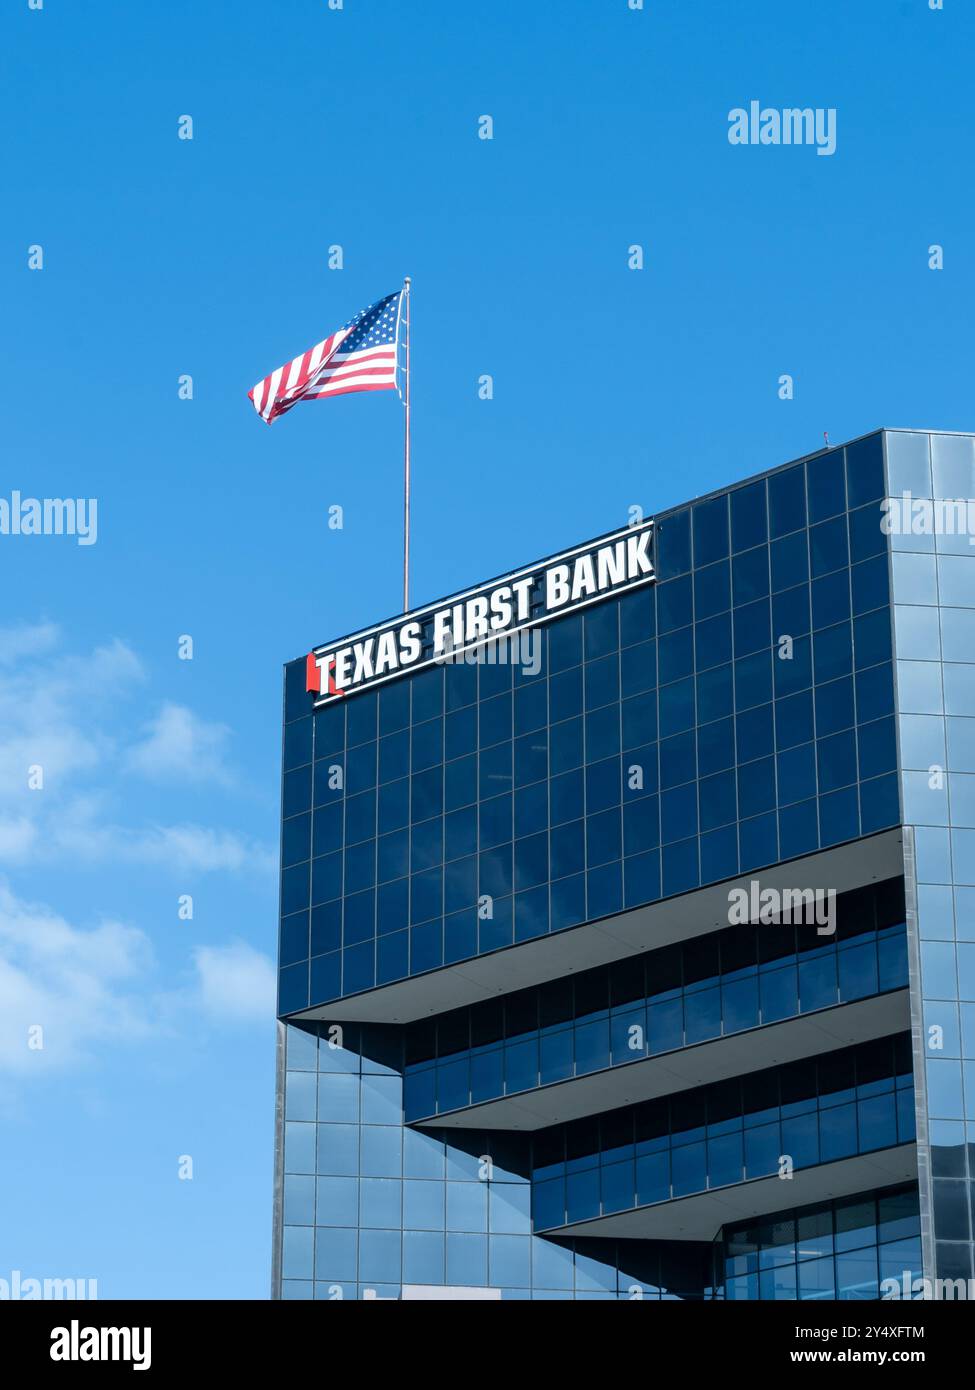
(0, 880, 277, 1079)
(193, 942, 276, 1022)
(0, 727, 102, 798)
(0, 881, 154, 1075)
(0, 629, 137, 799)
(71, 637, 145, 695)
(48, 800, 275, 873)
(126, 702, 232, 785)
(0, 620, 60, 665)
(0, 623, 274, 875)
(140, 825, 273, 873)
(0, 817, 37, 861)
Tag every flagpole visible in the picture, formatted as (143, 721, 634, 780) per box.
(402, 276, 412, 612)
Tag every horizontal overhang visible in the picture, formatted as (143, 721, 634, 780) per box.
(540, 1144, 918, 1243)
(289, 829, 905, 1026)
(414, 989, 910, 1131)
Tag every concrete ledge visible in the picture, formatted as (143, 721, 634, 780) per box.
(414, 989, 910, 1131)
(541, 1144, 918, 1242)
(290, 829, 905, 1024)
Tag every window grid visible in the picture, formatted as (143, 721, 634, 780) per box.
(279, 438, 897, 1013)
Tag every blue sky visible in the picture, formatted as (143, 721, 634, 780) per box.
(0, 0, 970, 1298)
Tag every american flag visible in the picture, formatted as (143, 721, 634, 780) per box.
(248, 290, 403, 425)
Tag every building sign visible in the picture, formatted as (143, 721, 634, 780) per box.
(306, 518, 655, 704)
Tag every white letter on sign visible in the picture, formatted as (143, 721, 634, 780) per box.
(546, 564, 571, 610)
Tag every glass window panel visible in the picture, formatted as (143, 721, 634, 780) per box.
(851, 553, 888, 614)
(769, 465, 807, 538)
(671, 1140, 707, 1197)
(946, 716, 975, 773)
(940, 608, 975, 664)
(732, 481, 767, 552)
(808, 450, 846, 524)
(812, 570, 850, 630)
(695, 560, 731, 619)
(892, 551, 939, 607)
(693, 494, 730, 566)
(819, 1102, 857, 1161)
(657, 575, 693, 632)
(836, 1249, 879, 1300)
(656, 510, 692, 580)
(895, 605, 940, 662)
(943, 663, 975, 717)
(446, 1180, 488, 1233)
(932, 433, 975, 499)
(886, 431, 931, 497)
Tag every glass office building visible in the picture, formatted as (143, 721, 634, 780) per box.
(272, 429, 975, 1299)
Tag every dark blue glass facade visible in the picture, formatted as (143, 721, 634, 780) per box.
(278, 431, 899, 1015)
(403, 880, 907, 1121)
(279, 1016, 916, 1299)
(530, 1035, 915, 1232)
(722, 1184, 921, 1301)
(273, 429, 975, 1299)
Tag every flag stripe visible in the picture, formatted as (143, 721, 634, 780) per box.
(311, 357, 396, 383)
(318, 348, 395, 368)
(306, 362, 396, 386)
(304, 381, 396, 400)
(306, 377, 397, 398)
